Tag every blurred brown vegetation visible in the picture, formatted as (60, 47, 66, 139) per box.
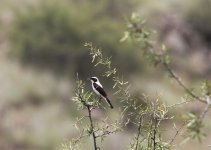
(0, 0, 211, 150)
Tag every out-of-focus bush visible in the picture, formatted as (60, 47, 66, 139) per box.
(187, 1, 211, 47)
(9, 0, 141, 78)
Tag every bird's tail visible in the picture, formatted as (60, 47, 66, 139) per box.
(104, 97, 113, 109)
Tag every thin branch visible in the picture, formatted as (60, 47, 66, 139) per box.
(167, 99, 191, 109)
(148, 119, 153, 147)
(95, 128, 118, 138)
(169, 122, 186, 145)
(153, 118, 158, 150)
(200, 104, 210, 120)
(77, 92, 98, 150)
(200, 96, 211, 119)
(163, 62, 206, 104)
(87, 105, 98, 150)
(78, 93, 98, 150)
(134, 116, 142, 150)
(94, 122, 121, 138)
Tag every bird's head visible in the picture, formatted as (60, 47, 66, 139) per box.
(89, 77, 99, 83)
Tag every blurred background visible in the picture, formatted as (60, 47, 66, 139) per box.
(0, 0, 211, 149)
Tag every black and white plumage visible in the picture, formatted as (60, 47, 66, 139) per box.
(90, 77, 113, 109)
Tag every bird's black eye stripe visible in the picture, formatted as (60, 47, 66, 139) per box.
(91, 78, 97, 82)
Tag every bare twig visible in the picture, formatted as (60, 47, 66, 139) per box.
(200, 104, 210, 120)
(153, 118, 159, 150)
(134, 116, 142, 150)
(95, 128, 118, 138)
(87, 105, 98, 150)
(167, 100, 191, 109)
(200, 96, 211, 119)
(169, 122, 186, 145)
(163, 62, 206, 104)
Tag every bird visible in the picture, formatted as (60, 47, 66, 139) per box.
(89, 77, 113, 109)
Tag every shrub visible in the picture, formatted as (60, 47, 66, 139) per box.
(9, 0, 141, 77)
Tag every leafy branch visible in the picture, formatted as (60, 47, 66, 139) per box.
(85, 43, 179, 150)
(121, 13, 211, 143)
(64, 13, 211, 149)
(73, 75, 98, 150)
(66, 71, 122, 150)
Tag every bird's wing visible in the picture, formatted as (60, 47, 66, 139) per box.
(93, 83, 107, 98)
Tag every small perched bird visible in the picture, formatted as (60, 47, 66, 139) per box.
(89, 77, 113, 109)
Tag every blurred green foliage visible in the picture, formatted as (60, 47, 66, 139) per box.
(2, 0, 210, 149)
(183, 113, 205, 143)
(201, 80, 211, 96)
(9, 0, 141, 78)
